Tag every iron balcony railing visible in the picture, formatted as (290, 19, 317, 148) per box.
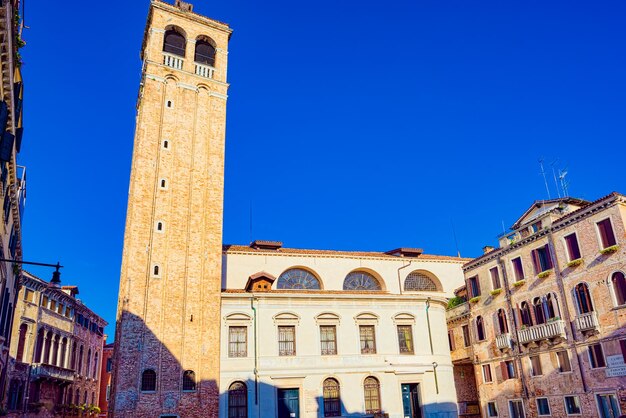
(575, 311, 599, 333)
(518, 320, 566, 345)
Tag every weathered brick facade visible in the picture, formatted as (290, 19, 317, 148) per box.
(462, 193, 626, 418)
(109, 1, 231, 417)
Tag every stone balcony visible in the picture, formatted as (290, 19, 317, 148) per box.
(163, 52, 184, 70)
(446, 302, 469, 322)
(30, 363, 74, 384)
(195, 62, 215, 79)
(575, 311, 599, 334)
(518, 320, 566, 345)
(496, 332, 514, 350)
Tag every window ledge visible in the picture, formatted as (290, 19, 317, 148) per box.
(611, 304, 626, 311)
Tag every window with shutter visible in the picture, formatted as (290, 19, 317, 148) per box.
(597, 219, 617, 249)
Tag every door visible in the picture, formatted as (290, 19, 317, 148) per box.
(597, 394, 621, 418)
(278, 388, 299, 418)
(401, 384, 421, 418)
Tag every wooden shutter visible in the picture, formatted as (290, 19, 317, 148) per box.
(620, 340, 626, 363)
(500, 361, 508, 380)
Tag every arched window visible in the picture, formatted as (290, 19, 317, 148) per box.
(71, 343, 77, 369)
(86, 349, 92, 377)
(533, 297, 545, 324)
(43, 331, 53, 364)
(574, 283, 593, 314)
(343, 271, 382, 291)
(277, 268, 321, 290)
(520, 302, 533, 327)
(195, 38, 216, 66)
(182, 370, 196, 391)
(404, 271, 439, 291)
(545, 293, 558, 320)
(323, 378, 341, 417)
(163, 29, 186, 57)
(93, 352, 99, 379)
(35, 329, 44, 363)
(611, 272, 626, 306)
(60, 337, 68, 368)
(78, 345, 84, 375)
(228, 381, 247, 417)
(497, 309, 508, 334)
(363, 376, 381, 414)
(51, 335, 60, 366)
(141, 369, 157, 392)
(153, 265, 160, 276)
(16, 324, 27, 362)
(476, 316, 485, 340)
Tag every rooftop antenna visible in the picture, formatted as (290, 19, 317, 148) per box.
(550, 159, 561, 198)
(501, 220, 507, 235)
(559, 169, 569, 197)
(538, 158, 551, 199)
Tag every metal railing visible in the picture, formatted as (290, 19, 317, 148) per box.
(163, 53, 184, 70)
(518, 320, 566, 345)
(575, 311, 599, 333)
(195, 62, 215, 79)
(496, 332, 513, 350)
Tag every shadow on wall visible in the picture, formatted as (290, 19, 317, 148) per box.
(111, 312, 461, 418)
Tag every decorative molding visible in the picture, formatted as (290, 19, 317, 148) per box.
(177, 82, 198, 91)
(145, 74, 166, 83)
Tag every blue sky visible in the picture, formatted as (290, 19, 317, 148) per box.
(19, 0, 626, 338)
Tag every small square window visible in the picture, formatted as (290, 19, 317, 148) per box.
(564, 396, 581, 415)
(537, 398, 550, 416)
(162, 140, 169, 149)
(159, 179, 168, 189)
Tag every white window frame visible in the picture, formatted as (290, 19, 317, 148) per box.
(563, 395, 582, 416)
(595, 216, 617, 250)
(508, 399, 526, 418)
(594, 392, 622, 418)
(486, 401, 498, 417)
(607, 270, 626, 308)
(536, 397, 551, 416)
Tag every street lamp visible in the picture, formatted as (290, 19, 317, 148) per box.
(0, 259, 63, 285)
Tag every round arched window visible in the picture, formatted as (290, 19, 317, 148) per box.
(277, 268, 321, 290)
(195, 39, 216, 66)
(404, 271, 438, 291)
(163, 29, 186, 57)
(343, 271, 381, 291)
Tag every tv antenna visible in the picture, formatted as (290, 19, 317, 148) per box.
(550, 159, 562, 198)
(559, 169, 569, 197)
(538, 158, 551, 199)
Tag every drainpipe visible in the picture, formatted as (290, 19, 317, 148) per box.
(425, 298, 434, 356)
(250, 297, 259, 407)
(497, 256, 529, 400)
(546, 232, 588, 393)
(432, 362, 439, 394)
(397, 261, 412, 295)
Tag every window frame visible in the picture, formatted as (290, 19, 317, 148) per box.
(508, 399, 526, 418)
(531, 244, 553, 274)
(182, 370, 196, 392)
(610, 271, 626, 307)
(482, 364, 493, 383)
(319, 325, 337, 356)
(596, 218, 617, 249)
(468, 275, 481, 298)
(588, 343, 606, 369)
(462, 325, 471, 347)
(277, 325, 296, 357)
(487, 401, 498, 417)
(140, 369, 157, 392)
(228, 326, 248, 358)
(228, 381, 248, 418)
(511, 257, 525, 282)
(489, 266, 501, 290)
(564, 396, 582, 416)
(363, 376, 381, 414)
(529, 355, 543, 377)
(476, 316, 486, 341)
(536, 398, 551, 417)
(556, 350, 572, 373)
(322, 378, 341, 417)
(563, 232, 582, 262)
(359, 325, 377, 354)
(396, 324, 414, 354)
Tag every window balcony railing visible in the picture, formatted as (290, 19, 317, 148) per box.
(195, 62, 215, 79)
(575, 311, 599, 333)
(496, 332, 513, 351)
(31, 363, 74, 383)
(163, 53, 184, 70)
(518, 320, 566, 345)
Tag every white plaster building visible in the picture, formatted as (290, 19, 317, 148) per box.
(219, 241, 468, 418)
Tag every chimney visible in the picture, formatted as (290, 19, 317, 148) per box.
(174, 0, 193, 12)
(482, 246, 495, 255)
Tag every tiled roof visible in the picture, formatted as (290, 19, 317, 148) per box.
(223, 244, 471, 262)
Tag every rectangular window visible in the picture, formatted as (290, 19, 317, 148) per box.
(564, 396, 581, 415)
(482, 364, 493, 383)
(530, 355, 543, 376)
(106, 358, 113, 373)
(597, 218, 617, 249)
(41, 295, 48, 308)
(532, 244, 553, 274)
(462, 325, 471, 347)
(360, 325, 377, 354)
(509, 400, 526, 418)
(397, 325, 414, 354)
(320, 325, 337, 355)
(596, 394, 620, 418)
(468, 276, 481, 298)
(531, 221, 542, 233)
(106, 385, 110, 401)
(278, 326, 296, 356)
(564, 233, 582, 261)
(537, 398, 550, 416)
(23, 289, 34, 303)
(501, 360, 516, 379)
(448, 330, 455, 351)
(589, 343, 606, 368)
(556, 350, 572, 373)
(490, 267, 501, 289)
(49, 299, 56, 311)
(512, 257, 525, 281)
(620, 339, 626, 363)
(57, 303, 64, 314)
(228, 326, 247, 358)
(487, 401, 498, 417)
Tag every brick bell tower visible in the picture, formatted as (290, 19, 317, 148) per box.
(110, 1, 231, 416)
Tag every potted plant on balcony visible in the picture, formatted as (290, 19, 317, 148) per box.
(567, 258, 583, 268)
(490, 288, 503, 296)
(469, 296, 481, 304)
(512, 279, 526, 288)
(537, 269, 553, 279)
(600, 245, 619, 255)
